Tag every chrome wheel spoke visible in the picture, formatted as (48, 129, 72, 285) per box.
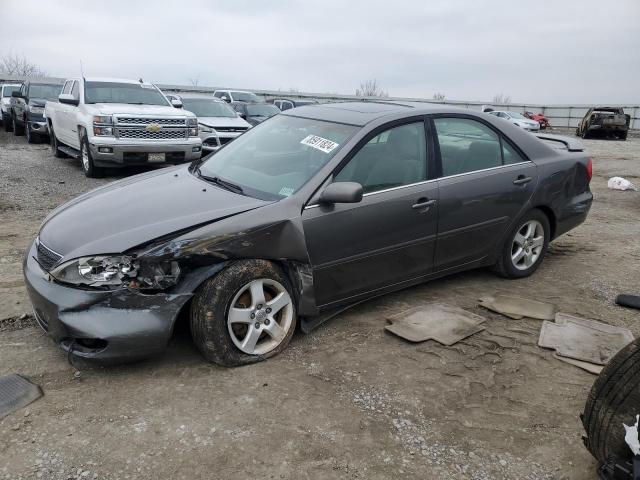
(531, 235, 544, 250)
(513, 232, 526, 247)
(240, 326, 262, 353)
(228, 307, 253, 324)
(263, 321, 286, 342)
(249, 280, 266, 308)
(267, 292, 289, 316)
(512, 247, 525, 264)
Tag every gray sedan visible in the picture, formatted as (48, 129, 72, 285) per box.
(24, 102, 593, 366)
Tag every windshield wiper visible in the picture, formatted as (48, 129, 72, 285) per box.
(195, 167, 244, 194)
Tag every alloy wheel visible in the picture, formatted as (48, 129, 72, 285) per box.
(511, 220, 544, 271)
(227, 278, 294, 355)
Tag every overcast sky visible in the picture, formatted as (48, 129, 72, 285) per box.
(1, 0, 638, 104)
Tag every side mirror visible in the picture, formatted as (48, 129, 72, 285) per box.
(171, 99, 183, 108)
(12, 91, 23, 98)
(319, 182, 363, 205)
(58, 93, 79, 106)
(221, 95, 230, 103)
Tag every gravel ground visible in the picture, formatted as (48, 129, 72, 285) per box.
(0, 125, 639, 480)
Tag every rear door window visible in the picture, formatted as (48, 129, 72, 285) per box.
(502, 141, 526, 164)
(434, 117, 503, 176)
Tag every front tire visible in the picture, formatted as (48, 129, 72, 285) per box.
(25, 122, 39, 144)
(2, 113, 12, 132)
(190, 260, 297, 367)
(50, 125, 68, 158)
(80, 134, 103, 178)
(493, 209, 550, 279)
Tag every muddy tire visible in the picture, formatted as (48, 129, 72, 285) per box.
(25, 123, 39, 144)
(190, 260, 297, 367)
(12, 115, 24, 136)
(2, 114, 12, 132)
(582, 338, 640, 464)
(80, 135, 103, 178)
(493, 209, 550, 279)
(50, 125, 68, 158)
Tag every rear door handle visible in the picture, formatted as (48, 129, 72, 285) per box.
(411, 199, 437, 210)
(513, 176, 532, 185)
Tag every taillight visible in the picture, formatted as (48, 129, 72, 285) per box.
(586, 157, 593, 182)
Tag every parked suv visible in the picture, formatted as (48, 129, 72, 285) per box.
(213, 90, 264, 103)
(10, 80, 63, 142)
(576, 107, 630, 140)
(176, 95, 251, 152)
(1, 83, 21, 130)
(44, 77, 202, 177)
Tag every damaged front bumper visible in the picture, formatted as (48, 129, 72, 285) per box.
(23, 240, 192, 362)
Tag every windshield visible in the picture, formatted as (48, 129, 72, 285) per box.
(84, 81, 169, 105)
(182, 98, 236, 118)
(508, 112, 525, 119)
(232, 92, 265, 103)
(197, 115, 358, 200)
(29, 84, 62, 100)
(246, 104, 279, 117)
(2, 85, 20, 98)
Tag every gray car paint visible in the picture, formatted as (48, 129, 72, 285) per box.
(23, 102, 593, 362)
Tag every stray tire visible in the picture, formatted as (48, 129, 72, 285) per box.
(493, 209, 550, 279)
(582, 337, 640, 464)
(190, 260, 297, 367)
(50, 125, 68, 158)
(80, 134, 103, 178)
(12, 116, 24, 136)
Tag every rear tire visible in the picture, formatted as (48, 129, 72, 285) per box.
(493, 209, 550, 279)
(190, 260, 297, 367)
(582, 129, 590, 139)
(50, 125, 68, 158)
(12, 115, 24, 136)
(2, 113, 12, 132)
(582, 338, 640, 464)
(80, 134, 103, 178)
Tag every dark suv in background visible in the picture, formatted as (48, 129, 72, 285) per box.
(231, 102, 280, 125)
(10, 80, 63, 143)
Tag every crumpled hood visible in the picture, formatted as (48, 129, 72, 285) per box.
(89, 103, 191, 117)
(29, 99, 49, 107)
(198, 116, 251, 129)
(39, 165, 270, 260)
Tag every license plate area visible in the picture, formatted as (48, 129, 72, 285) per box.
(148, 153, 165, 163)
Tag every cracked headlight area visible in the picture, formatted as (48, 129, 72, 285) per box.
(50, 255, 180, 290)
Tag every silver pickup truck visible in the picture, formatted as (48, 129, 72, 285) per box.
(44, 77, 202, 177)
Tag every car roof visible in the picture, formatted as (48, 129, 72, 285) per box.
(177, 94, 225, 102)
(76, 77, 156, 86)
(281, 101, 476, 126)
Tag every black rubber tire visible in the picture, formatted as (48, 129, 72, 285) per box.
(619, 132, 628, 141)
(80, 135, 103, 178)
(190, 260, 297, 367)
(493, 208, 550, 279)
(582, 129, 590, 139)
(50, 125, 68, 158)
(582, 338, 640, 464)
(2, 114, 12, 132)
(12, 115, 24, 136)
(25, 122, 39, 144)
(616, 294, 640, 310)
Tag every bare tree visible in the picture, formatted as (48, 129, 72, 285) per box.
(355, 79, 388, 98)
(492, 93, 512, 104)
(0, 53, 47, 77)
(432, 92, 446, 101)
(188, 76, 200, 87)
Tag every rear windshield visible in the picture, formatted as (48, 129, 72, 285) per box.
(29, 84, 62, 101)
(84, 82, 169, 106)
(2, 85, 20, 98)
(246, 104, 279, 117)
(231, 92, 265, 103)
(182, 98, 237, 118)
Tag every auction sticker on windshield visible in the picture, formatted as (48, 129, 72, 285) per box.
(300, 135, 339, 154)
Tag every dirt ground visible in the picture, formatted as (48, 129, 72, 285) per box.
(1, 126, 639, 480)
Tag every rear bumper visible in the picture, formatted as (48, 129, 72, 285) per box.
(23, 240, 191, 363)
(89, 138, 203, 167)
(554, 191, 593, 239)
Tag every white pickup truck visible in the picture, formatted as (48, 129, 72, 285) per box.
(44, 77, 202, 177)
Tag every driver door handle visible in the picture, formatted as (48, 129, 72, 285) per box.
(513, 175, 532, 185)
(412, 199, 437, 211)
